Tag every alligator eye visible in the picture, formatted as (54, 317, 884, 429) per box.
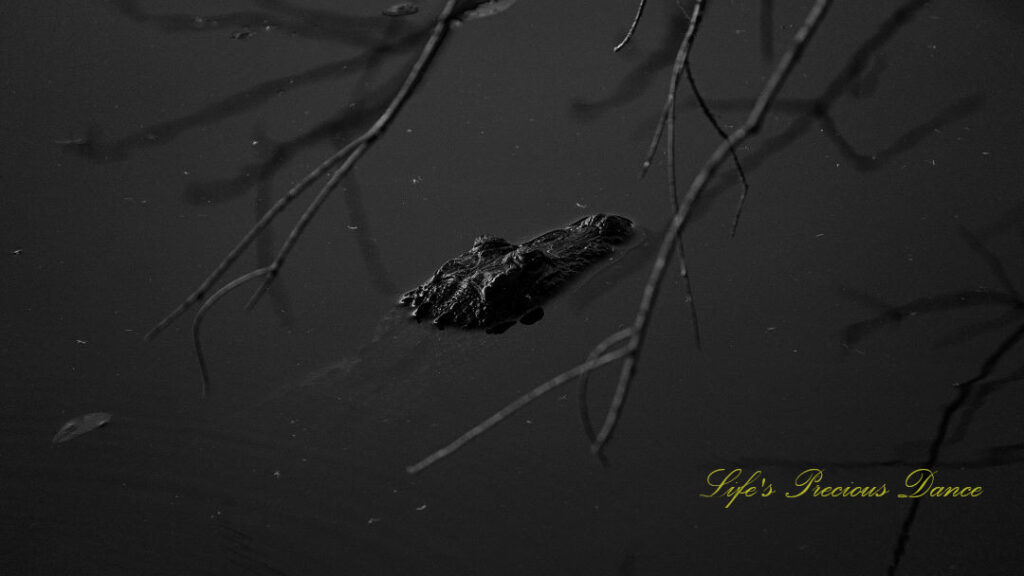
(598, 216, 632, 240)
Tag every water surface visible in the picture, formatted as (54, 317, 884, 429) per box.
(3, 1, 1023, 574)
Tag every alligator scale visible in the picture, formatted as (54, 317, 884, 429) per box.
(399, 214, 634, 333)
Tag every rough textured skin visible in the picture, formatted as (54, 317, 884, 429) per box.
(399, 214, 634, 332)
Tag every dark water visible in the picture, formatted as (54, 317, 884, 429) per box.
(3, 1, 1023, 574)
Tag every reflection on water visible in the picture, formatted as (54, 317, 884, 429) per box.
(843, 223, 1024, 574)
(3, 0, 1024, 574)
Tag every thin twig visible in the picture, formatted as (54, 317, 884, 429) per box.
(410, 0, 835, 473)
(666, 74, 703, 350)
(675, 239, 702, 349)
(192, 268, 272, 397)
(246, 0, 463, 307)
(592, 0, 834, 456)
(407, 342, 632, 474)
(577, 328, 633, 443)
(613, 0, 649, 52)
(145, 136, 368, 341)
(146, 0, 463, 340)
(640, 0, 705, 177)
(245, 144, 367, 309)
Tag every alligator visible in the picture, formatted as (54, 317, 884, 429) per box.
(289, 213, 637, 421)
(399, 213, 634, 333)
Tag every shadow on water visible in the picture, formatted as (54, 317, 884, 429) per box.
(178, 21, 423, 208)
(572, 0, 983, 225)
(219, 520, 292, 576)
(109, 0, 403, 46)
(570, 13, 690, 121)
(696, 0, 984, 186)
(66, 12, 429, 165)
(759, 0, 775, 63)
(341, 175, 400, 296)
(568, 223, 657, 314)
(66, 2, 429, 322)
(841, 222, 1024, 575)
(571, 0, 774, 120)
(716, 442, 1024, 473)
(250, 128, 296, 327)
(216, 208, 650, 430)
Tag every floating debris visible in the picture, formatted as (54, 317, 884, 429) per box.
(460, 0, 519, 21)
(382, 3, 419, 17)
(52, 412, 112, 444)
(192, 16, 218, 29)
(230, 29, 253, 40)
(54, 137, 88, 146)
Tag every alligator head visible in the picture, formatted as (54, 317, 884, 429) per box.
(399, 214, 634, 333)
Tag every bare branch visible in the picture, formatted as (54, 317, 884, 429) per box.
(245, 144, 368, 308)
(145, 134, 368, 342)
(682, 64, 751, 236)
(146, 0, 464, 341)
(593, 0, 835, 456)
(577, 328, 633, 444)
(246, 0, 466, 307)
(666, 69, 703, 350)
(411, 0, 836, 472)
(613, 0, 648, 52)
(192, 268, 272, 397)
(640, 0, 705, 177)
(407, 338, 632, 474)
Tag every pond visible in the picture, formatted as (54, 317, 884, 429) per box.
(3, 0, 1023, 574)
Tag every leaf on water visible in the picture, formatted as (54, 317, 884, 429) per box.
(52, 412, 112, 444)
(458, 0, 520, 21)
(383, 3, 419, 17)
